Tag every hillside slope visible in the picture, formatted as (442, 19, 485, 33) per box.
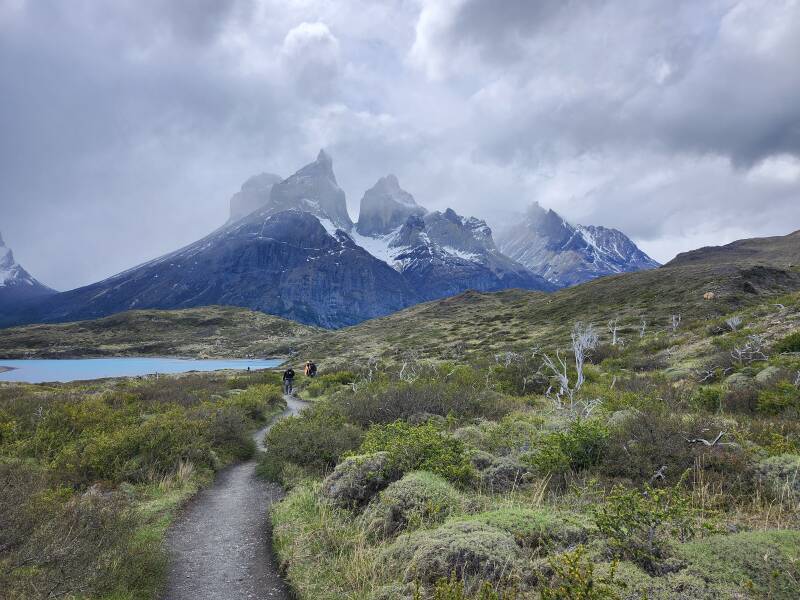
(303, 230, 800, 364)
(0, 305, 317, 359)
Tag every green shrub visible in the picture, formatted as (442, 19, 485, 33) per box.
(453, 508, 588, 551)
(417, 574, 519, 600)
(525, 419, 608, 475)
(357, 421, 475, 485)
(677, 530, 800, 599)
(757, 382, 800, 415)
(259, 403, 362, 481)
(303, 371, 356, 398)
(478, 457, 532, 493)
(224, 383, 283, 421)
(340, 366, 515, 426)
(204, 404, 255, 461)
(539, 546, 620, 600)
(0, 468, 161, 600)
(383, 521, 522, 587)
(754, 453, 800, 502)
(691, 386, 723, 412)
(362, 471, 465, 537)
(321, 452, 395, 507)
(600, 410, 749, 490)
(592, 484, 697, 574)
(774, 331, 800, 353)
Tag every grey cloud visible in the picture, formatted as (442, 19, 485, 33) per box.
(0, 0, 798, 290)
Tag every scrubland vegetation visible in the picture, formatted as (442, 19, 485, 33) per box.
(0, 369, 285, 599)
(268, 291, 800, 599)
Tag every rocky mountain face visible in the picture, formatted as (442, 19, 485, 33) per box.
(269, 150, 353, 231)
(228, 172, 283, 223)
(2, 210, 417, 329)
(2, 153, 552, 328)
(496, 202, 659, 287)
(355, 174, 427, 236)
(352, 178, 553, 300)
(0, 232, 54, 310)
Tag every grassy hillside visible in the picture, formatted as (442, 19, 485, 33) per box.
(302, 230, 800, 367)
(0, 368, 287, 599)
(262, 232, 800, 599)
(0, 305, 319, 359)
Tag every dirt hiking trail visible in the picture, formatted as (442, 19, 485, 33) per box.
(163, 395, 307, 600)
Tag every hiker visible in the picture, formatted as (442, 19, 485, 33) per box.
(304, 360, 318, 377)
(282, 367, 295, 395)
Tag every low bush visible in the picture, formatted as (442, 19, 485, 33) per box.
(357, 421, 475, 485)
(321, 452, 394, 507)
(339, 366, 516, 426)
(223, 383, 283, 421)
(600, 410, 747, 488)
(478, 457, 532, 493)
(753, 453, 800, 503)
(757, 382, 800, 415)
(538, 546, 620, 600)
(593, 484, 698, 574)
(774, 331, 800, 354)
(454, 508, 589, 551)
(676, 530, 800, 599)
(259, 402, 362, 481)
(382, 521, 523, 588)
(0, 463, 162, 599)
(362, 471, 465, 537)
(303, 371, 356, 399)
(524, 419, 608, 475)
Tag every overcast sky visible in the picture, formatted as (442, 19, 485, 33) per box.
(1, 0, 799, 291)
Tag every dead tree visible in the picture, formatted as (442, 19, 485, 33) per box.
(731, 334, 769, 366)
(537, 322, 600, 416)
(684, 431, 733, 447)
(725, 316, 743, 331)
(608, 318, 620, 346)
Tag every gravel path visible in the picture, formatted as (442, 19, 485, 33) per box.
(163, 396, 307, 600)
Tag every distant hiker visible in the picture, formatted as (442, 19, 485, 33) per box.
(310, 361, 317, 377)
(282, 367, 295, 395)
(304, 361, 318, 377)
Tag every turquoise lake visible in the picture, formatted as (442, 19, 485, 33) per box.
(0, 357, 283, 383)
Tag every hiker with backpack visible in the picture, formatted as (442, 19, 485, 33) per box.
(304, 361, 318, 377)
(282, 367, 295, 395)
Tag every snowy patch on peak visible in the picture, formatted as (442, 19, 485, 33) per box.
(496, 203, 659, 287)
(0, 232, 54, 299)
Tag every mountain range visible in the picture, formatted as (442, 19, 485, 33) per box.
(1, 151, 657, 328)
(496, 202, 659, 287)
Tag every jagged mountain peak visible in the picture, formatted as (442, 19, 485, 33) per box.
(0, 231, 55, 308)
(356, 174, 426, 236)
(316, 148, 332, 167)
(269, 150, 353, 231)
(497, 202, 659, 287)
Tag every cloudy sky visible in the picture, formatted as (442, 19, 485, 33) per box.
(1, 0, 799, 291)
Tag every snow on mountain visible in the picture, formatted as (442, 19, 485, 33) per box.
(496, 202, 659, 287)
(269, 149, 353, 231)
(351, 178, 553, 298)
(0, 231, 55, 308)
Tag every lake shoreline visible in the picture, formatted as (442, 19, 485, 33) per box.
(0, 357, 282, 384)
